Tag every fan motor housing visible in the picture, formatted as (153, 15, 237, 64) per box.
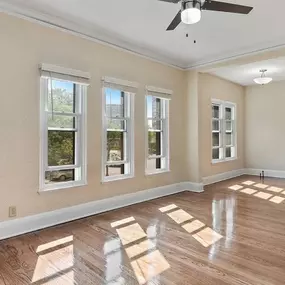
(181, 0, 202, 12)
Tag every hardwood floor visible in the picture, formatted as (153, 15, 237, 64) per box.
(1, 175, 285, 284)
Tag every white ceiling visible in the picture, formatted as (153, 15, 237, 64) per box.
(1, 0, 285, 68)
(208, 56, 285, 86)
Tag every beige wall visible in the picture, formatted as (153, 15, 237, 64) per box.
(245, 81, 285, 170)
(0, 13, 188, 222)
(198, 73, 245, 178)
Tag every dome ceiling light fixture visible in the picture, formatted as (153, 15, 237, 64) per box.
(253, 69, 273, 85)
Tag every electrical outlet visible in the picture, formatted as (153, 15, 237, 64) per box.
(9, 206, 17, 218)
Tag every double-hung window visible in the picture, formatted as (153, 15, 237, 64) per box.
(40, 64, 88, 191)
(212, 100, 236, 162)
(102, 77, 136, 182)
(146, 86, 171, 174)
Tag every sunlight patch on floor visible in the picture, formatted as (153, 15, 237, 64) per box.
(111, 216, 135, 228)
(36, 235, 73, 254)
(32, 238, 74, 284)
(267, 186, 283, 193)
(159, 204, 178, 213)
(240, 188, 257, 195)
(111, 217, 170, 285)
(228, 185, 243, 191)
(182, 220, 205, 234)
(192, 227, 223, 248)
(254, 183, 268, 189)
(167, 209, 193, 224)
(269, 196, 285, 204)
(254, 191, 273, 200)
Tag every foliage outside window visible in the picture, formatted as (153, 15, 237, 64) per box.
(212, 100, 236, 162)
(146, 95, 169, 174)
(40, 78, 87, 191)
(103, 87, 134, 181)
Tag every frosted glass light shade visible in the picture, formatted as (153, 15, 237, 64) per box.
(253, 77, 272, 85)
(181, 8, 201, 24)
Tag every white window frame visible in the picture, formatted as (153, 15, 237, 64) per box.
(101, 77, 136, 183)
(145, 87, 170, 175)
(39, 65, 88, 192)
(211, 99, 237, 164)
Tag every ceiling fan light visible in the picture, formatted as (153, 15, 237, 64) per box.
(253, 77, 272, 85)
(181, 7, 201, 24)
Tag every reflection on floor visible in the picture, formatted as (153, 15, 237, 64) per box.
(229, 180, 285, 204)
(1, 175, 285, 284)
(111, 217, 170, 285)
(159, 204, 223, 247)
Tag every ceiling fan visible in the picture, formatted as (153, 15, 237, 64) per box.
(160, 0, 253, 31)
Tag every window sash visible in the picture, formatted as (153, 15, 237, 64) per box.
(102, 87, 133, 180)
(40, 77, 86, 190)
(211, 102, 236, 161)
(146, 96, 169, 172)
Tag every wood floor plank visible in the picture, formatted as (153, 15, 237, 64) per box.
(1, 175, 285, 284)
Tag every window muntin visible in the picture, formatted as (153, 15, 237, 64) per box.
(103, 87, 134, 181)
(146, 96, 169, 174)
(212, 101, 236, 162)
(40, 78, 86, 190)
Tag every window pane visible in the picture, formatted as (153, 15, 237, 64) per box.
(107, 131, 124, 162)
(107, 119, 126, 131)
(212, 105, 219, 119)
(148, 119, 162, 131)
(48, 115, 75, 129)
(226, 147, 231, 158)
(148, 131, 162, 156)
(225, 107, 232, 120)
(212, 120, 219, 131)
(48, 131, 75, 166)
(48, 80, 75, 113)
(147, 96, 162, 119)
(212, 148, 223, 160)
(226, 121, 233, 132)
(147, 158, 162, 171)
(212, 133, 220, 147)
(105, 88, 125, 118)
(105, 165, 125, 176)
(212, 149, 219, 160)
(226, 133, 233, 146)
(45, 170, 74, 184)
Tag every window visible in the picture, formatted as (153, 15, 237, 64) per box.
(212, 100, 236, 162)
(102, 77, 136, 182)
(40, 64, 88, 191)
(146, 87, 170, 174)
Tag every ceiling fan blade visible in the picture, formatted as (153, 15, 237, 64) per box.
(166, 10, 181, 31)
(158, 0, 180, 3)
(202, 0, 253, 14)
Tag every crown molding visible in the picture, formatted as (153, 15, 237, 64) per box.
(0, 1, 186, 70)
(2, 1, 285, 72)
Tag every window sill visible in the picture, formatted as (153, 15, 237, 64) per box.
(212, 157, 237, 164)
(39, 180, 87, 193)
(145, 169, 170, 176)
(101, 174, 134, 183)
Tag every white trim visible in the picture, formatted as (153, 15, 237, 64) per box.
(246, 168, 285, 179)
(146, 86, 173, 97)
(203, 169, 246, 185)
(40, 63, 90, 80)
(0, 181, 203, 240)
(102, 77, 138, 89)
(3, 1, 285, 70)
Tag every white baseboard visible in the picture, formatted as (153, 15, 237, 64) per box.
(246, 168, 285, 179)
(203, 169, 246, 185)
(0, 181, 203, 240)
